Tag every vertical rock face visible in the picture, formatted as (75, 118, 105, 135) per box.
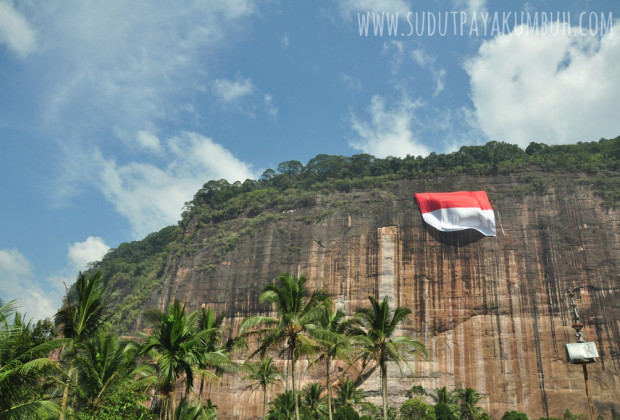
(141, 175, 619, 419)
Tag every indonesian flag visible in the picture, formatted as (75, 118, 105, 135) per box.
(414, 191, 496, 236)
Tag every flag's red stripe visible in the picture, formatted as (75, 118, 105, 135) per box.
(414, 191, 493, 213)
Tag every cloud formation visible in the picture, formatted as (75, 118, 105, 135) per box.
(38, 1, 256, 137)
(98, 131, 258, 238)
(0, 237, 110, 321)
(0, 2, 36, 58)
(0, 249, 56, 320)
(213, 76, 255, 104)
(466, 21, 620, 146)
(349, 94, 431, 158)
(411, 48, 446, 97)
(339, 0, 411, 17)
(67, 236, 110, 272)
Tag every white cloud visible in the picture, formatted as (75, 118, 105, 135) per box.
(411, 48, 446, 96)
(340, 73, 363, 91)
(0, 1, 36, 58)
(213, 76, 255, 104)
(349, 94, 431, 158)
(67, 236, 110, 272)
(282, 33, 290, 49)
(264, 94, 278, 119)
(0, 249, 57, 321)
(213, 74, 278, 118)
(34, 1, 257, 144)
(452, 0, 487, 16)
(136, 131, 162, 154)
(0, 238, 113, 320)
(21, 1, 259, 206)
(98, 131, 257, 238)
(465, 21, 620, 146)
(339, 0, 411, 17)
(382, 40, 404, 75)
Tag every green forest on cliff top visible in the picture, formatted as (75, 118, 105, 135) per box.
(89, 137, 620, 333)
(2, 137, 618, 420)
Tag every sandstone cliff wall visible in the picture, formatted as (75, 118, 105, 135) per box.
(140, 173, 619, 419)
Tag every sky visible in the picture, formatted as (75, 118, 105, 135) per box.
(1, 0, 619, 320)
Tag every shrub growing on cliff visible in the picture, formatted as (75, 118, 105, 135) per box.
(400, 397, 436, 419)
(333, 405, 360, 420)
(501, 410, 529, 420)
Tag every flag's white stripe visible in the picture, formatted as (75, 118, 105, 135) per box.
(421, 207, 496, 236)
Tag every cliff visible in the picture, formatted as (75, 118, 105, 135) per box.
(128, 170, 619, 419)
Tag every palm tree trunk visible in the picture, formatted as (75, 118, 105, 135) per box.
(60, 362, 74, 420)
(380, 359, 388, 420)
(170, 385, 177, 420)
(291, 346, 299, 420)
(326, 357, 333, 420)
(263, 384, 267, 419)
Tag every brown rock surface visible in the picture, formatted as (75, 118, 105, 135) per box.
(139, 174, 620, 419)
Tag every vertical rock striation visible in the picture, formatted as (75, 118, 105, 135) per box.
(140, 174, 619, 418)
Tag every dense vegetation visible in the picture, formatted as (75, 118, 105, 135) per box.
(89, 137, 620, 332)
(181, 137, 619, 226)
(1, 271, 595, 420)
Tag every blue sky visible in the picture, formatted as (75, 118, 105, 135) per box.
(1, 0, 619, 320)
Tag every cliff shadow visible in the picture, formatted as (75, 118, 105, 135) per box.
(425, 226, 486, 246)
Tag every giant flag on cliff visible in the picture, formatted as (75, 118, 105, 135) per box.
(414, 191, 496, 236)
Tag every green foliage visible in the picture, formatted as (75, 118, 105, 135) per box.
(303, 383, 328, 419)
(243, 357, 284, 419)
(307, 307, 354, 420)
(434, 402, 458, 420)
(74, 383, 154, 420)
(333, 405, 360, 420)
(55, 272, 110, 343)
(334, 377, 365, 410)
(83, 138, 619, 335)
(140, 300, 217, 419)
(359, 402, 398, 420)
(405, 385, 427, 399)
(400, 397, 436, 420)
(173, 397, 218, 420)
(267, 391, 309, 420)
(73, 328, 140, 408)
(0, 301, 63, 420)
(454, 388, 488, 420)
(91, 225, 181, 332)
(562, 409, 588, 420)
(241, 274, 330, 420)
(351, 296, 427, 420)
(501, 410, 529, 420)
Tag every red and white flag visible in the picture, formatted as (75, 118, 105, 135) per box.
(414, 191, 496, 236)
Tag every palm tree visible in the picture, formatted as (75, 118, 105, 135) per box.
(174, 397, 217, 420)
(303, 383, 328, 419)
(334, 377, 365, 410)
(266, 391, 297, 420)
(0, 300, 63, 419)
(55, 271, 110, 418)
(307, 307, 352, 420)
(73, 327, 141, 408)
(455, 387, 486, 420)
(429, 386, 454, 405)
(141, 300, 206, 420)
(352, 296, 427, 420)
(240, 273, 330, 420)
(430, 387, 458, 420)
(196, 307, 233, 399)
(244, 357, 284, 419)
